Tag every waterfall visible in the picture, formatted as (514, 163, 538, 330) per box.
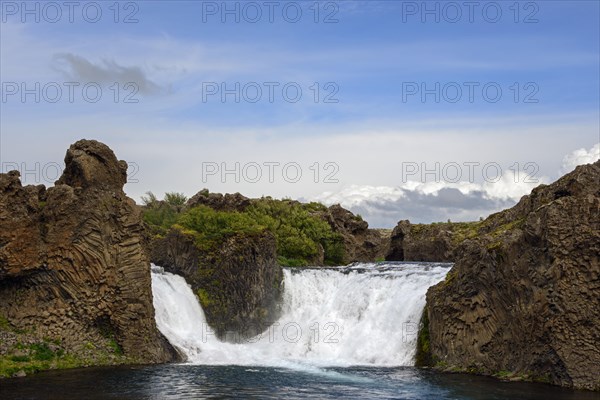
(151, 263, 450, 368)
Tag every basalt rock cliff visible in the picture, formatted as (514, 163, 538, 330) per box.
(149, 228, 282, 340)
(385, 220, 463, 262)
(0, 140, 177, 376)
(420, 161, 600, 390)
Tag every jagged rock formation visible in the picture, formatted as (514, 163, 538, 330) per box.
(186, 189, 251, 212)
(421, 161, 600, 390)
(150, 229, 282, 340)
(385, 220, 474, 262)
(0, 140, 177, 372)
(319, 204, 390, 264)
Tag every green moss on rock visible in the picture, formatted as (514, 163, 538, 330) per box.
(415, 308, 433, 367)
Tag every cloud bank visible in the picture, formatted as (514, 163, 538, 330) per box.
(308, 177, 538, 228)
(309, 144, 599, 227)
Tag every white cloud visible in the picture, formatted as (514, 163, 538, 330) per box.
(307, 143, 599, 227)
(560, 143, 600, 174)
(307, 168, 547, 227)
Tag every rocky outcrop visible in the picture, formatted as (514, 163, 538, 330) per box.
(150, 229, 282, 340)
(0, 140, 177, 373)
(185, 193, 390, 265)
(386, 220, 475, 262)
(314, 204, 390, 264)
(186, 189, 251, 212)
(421, 161, 600, 390)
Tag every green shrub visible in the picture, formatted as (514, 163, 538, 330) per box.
(247, 198, 344, 266)
(302, 202, 328, 212)
(164, 192, 188, 211)
(143, 194, 346, 267)
(178, 205, 265, 251)
(31, 343, 54, 361)
(9, 355, 30, 362)
(142, 192, 188, 234)
(143, 203, 179, 234)
(141, 191, 158, 206)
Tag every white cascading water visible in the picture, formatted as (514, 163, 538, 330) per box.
(151, 263, 449, 369)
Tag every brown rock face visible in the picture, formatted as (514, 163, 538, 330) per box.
(386, 220, 462, 262)
(423, 161, 600, 390)
(150, 229, 282, 340)
(0, 140, 176, 364)
(319, 204, 390, 264)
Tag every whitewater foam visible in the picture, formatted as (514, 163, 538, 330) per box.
(151, 263, 450, 370)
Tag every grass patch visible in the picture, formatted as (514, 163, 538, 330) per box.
(30, 343, 55, 361)
(495, 370, 513, 379)
(449, 222, 482, 244)
(0, 337, 132, 378)
(0, 315, 11, 331)
(9, 355, 30, 363)
(489, 218, 525, 238)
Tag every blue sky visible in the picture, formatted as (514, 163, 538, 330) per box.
(1, 1, 599, 226)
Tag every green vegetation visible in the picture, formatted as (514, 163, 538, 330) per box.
(178, 205, 265, 252)
(489, 218, 525, 238)
(495, 370, 513, 379)
(9, 355, 30, 362)
(30, 343, 55, 361)
(0, 336, 131, 378)
(413, 215, 526, 251)
(197, 288, 216, 307)
(0, 340, 74, 377)
(107, 338, 122, 356)
(0, 314, 11, 330)
(415, 309, 433, 367)
(142, 205, 179, 236)
(246, 198, 344, 266)
(94, 320, 124, 357)
(1, 351, 108, 378)
(443, 269, 457, 286)
(143, 194, 345, 267)
(447, 221, 482, 244)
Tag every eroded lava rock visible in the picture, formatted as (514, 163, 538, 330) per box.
(421, 161, 600, 390)
(0, 140, 177, 368)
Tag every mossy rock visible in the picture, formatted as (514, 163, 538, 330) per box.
(415, 308, 433, 367)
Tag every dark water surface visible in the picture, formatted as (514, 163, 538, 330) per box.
(1, 364, 599, 400)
